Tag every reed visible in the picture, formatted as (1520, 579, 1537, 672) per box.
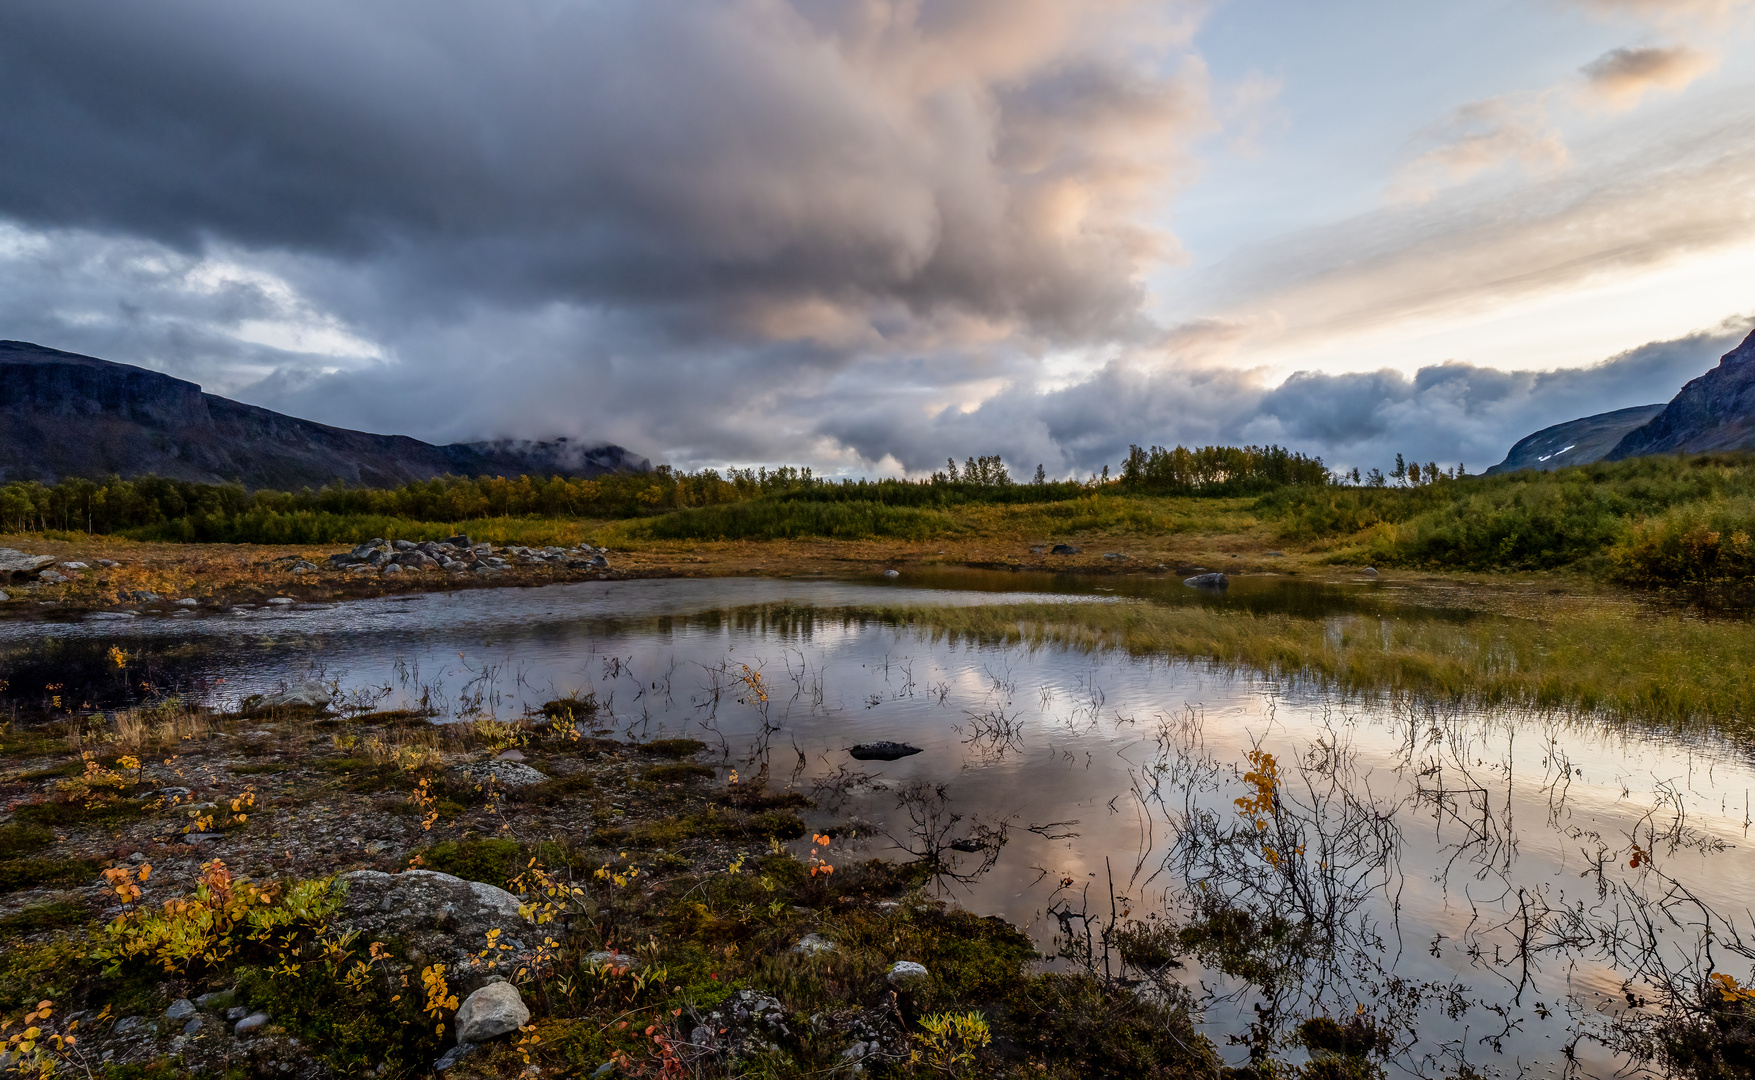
(835, 600, 1755, 735)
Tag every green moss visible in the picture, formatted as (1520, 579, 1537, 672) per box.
(0, 858, 98, 893)
(412, 838, 591, 890)
(0, 823, 56, 859)
(642, 762, 715, 784)
(642, 738, 707, 759)
(0, 901, 89, 935)
(12, 798, 151, 829)
(596, 807, 806, 849)
(15, 760, 83, 782)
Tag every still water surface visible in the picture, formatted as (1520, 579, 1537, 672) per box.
(4, 573, 1752, 1076)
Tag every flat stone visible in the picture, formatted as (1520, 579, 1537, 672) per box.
(247, 680, 333, 709)
(454, 982, 529, 1043)
(174, 598, 198, 606)
(1182, 572, 1228, 590)
(183, 1018, 203, 1035)
(60, 561, 88, 570)
(452, 760, 547, 788)
(233, 1012, 270, 1037)
(0, 549, 55, 574)
(266, 597, 295, 605)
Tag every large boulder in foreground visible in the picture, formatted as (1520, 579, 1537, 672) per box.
(337, 870, 531, 992)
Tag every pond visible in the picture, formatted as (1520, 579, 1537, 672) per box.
(3, 571, 1750, 1076)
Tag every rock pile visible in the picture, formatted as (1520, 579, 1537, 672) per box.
(324, 536, 609, 576)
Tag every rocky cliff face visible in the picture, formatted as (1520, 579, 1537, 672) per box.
(1607, 329, 1755, 460)
(1483, 404, 1665, 475)
(0, 340, 648, 488)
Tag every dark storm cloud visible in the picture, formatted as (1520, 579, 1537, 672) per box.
(0, 0, 1203, 342)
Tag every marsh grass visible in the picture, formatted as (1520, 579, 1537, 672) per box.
(603, 499, 961, 542)
(832, 600, 1755, 735)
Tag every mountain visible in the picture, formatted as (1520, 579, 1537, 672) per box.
(1482, 404, 1665, 476)
(1606, 328, 1755, 460)
(0, 340, 649, 488)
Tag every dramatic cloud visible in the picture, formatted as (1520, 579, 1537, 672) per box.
(824, 320, 1751, 477)
(0, 0, 1208, 350)
(1581, 45, 1715, 107)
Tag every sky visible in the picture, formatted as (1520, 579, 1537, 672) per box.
(0, 0, 1752, 477)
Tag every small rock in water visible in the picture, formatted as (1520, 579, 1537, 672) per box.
(1050, 544, 1080, 555)
(882, 569, 900, 578)
(455, 982, 529, 1043)
(1361, 567, 1379, 576)
(266, 597, 295, 605)
(175, 597, 198, 606)
(848, 741, 923, 761)
(1183, 572, 1228, 590)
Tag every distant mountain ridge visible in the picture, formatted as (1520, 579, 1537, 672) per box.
(0, 340, 648, 489)
(1486, 327, 1755, 475)
(1482, 404, 1665, 476)
(1606, 328, 1755, 460)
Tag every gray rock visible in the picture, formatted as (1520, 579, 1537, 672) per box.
(847, 742, 923, 761)
(434, 1042, 478, 1071)
(0, 549, 56, 574)
(60, 561, 88, 570)
(1102, 552, 1127, 560)
(233, 1012, 270, 1037)
(1050, 544, 1080, 555)
(886, 961, 929, 984)
(586, 554, 609, 569)
(1182, 572, 1228, 590)
(381, 563, 404, 575)
(226, 1007, 248, 1021)
(1360, 567, 1379, 576)
(36, 570, 68, 584)
(266, 597, 295, 605)
(184, 833, 223, 845)
(792, 933, 837, 955)
(392, 539, 416, 551)
(174, 597, 198, 606)
(165, 999, 197, 1021)
(97, 559, 120, 568)
(193, 990, 232, 1009)
(455, 982, 529, 1043)
(368, 549, 393, 567)
(183, 1018, 203, 1035)
(87, 611, 138, 620)
(0, 591, 11, 602)
(335, 870, 528, 991)
(113, 1016, 147, 1035)
(443, 535, 472, 549)
(452, 760, 547, 788)
(249, 680, 333, 709)
(882, 569, 900, 578)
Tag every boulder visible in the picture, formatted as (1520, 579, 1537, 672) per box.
(392, 539, 416, 551)
(36, 570, 68, 584)
(443, 535, 472, 549)
(454, 981, 529, 1043)
(165, 999, 196, 1021)
(586, 554, 610, 569)
(1182, 572, 1228, 590)
(848, 742, 923, 761)
(886, 961, 929, 985)
(1049, 544, 1080, 555)
(0, 549, 55, 575)
(248, 680, 333, 709)
(233, 1012, 270, 1037)
(382, 563, 404, 576)
(335, 870, 530, 992)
